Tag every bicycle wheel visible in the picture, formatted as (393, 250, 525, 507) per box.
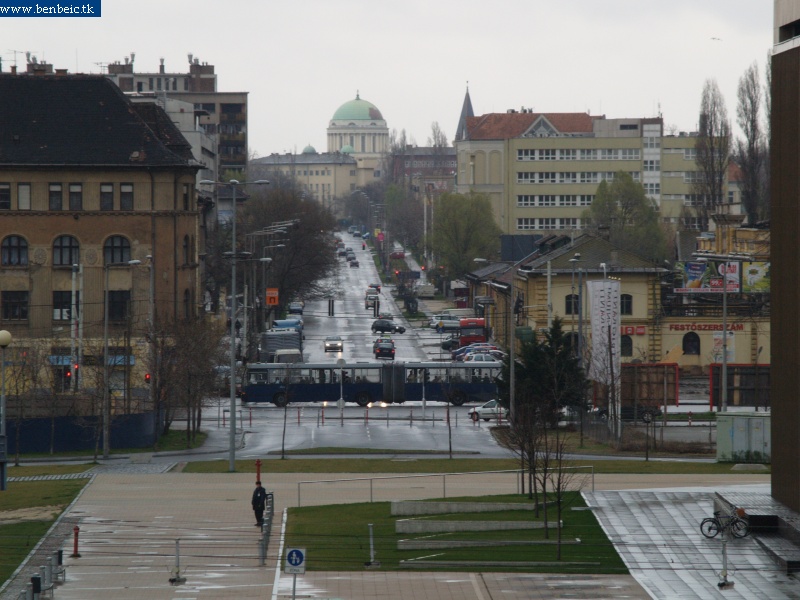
(701, 518, 721, 538)
(730, 517, 750, 538)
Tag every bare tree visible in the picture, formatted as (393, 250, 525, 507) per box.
(694, 79, 731, 228)
(734, 62, 767, 225)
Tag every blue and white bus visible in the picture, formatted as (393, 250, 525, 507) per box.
(241, 361, 500, 407)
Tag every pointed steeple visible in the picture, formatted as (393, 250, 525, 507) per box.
(455, 83, 474, 141)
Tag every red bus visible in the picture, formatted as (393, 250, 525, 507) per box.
(459, 318, 487, 347)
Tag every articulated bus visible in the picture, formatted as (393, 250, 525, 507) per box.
(241, 361, 500, 407)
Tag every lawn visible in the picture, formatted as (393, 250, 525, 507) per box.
(285, 492, 627, 573)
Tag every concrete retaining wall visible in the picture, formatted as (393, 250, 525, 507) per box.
(396, 519, 548, 534)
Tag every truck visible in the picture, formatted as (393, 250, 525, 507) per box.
(416, 283, 435, 298)
(260, 329, 303, 363)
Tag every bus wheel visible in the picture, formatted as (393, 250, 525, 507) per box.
(273, 392, 288, 408)
(450, 391, 466, 407)
(355, 392, 370, 407)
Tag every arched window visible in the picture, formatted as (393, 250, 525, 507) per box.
(183, 289, 191, 319)
(621, 294, 633, 315)
(682, 332, 700, 355)
(53, 235, 79, 266)
(1, 235, 28, 266)
(565, 294, 578, 315)
(621, 335, 633, 357)
(104, 236, 131, 265)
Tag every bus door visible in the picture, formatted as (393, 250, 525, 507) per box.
(382, 362, 406, 403)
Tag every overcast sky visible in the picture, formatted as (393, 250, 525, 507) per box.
(2, 0, 773, 157)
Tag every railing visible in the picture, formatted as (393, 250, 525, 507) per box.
(296, 467, 595, 507)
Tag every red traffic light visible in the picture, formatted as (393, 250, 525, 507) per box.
(421, 265, 426, 271)
(65, 370, 71, 379)
(145, 373, 151, 384)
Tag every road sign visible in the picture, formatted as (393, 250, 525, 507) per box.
(266, 288, 279, 306)
(285, 547, 306, 574)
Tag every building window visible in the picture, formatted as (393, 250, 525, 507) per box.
(17, 183, 30, 210)
(53, 235, 79, 266)
(620, 148, 640, 160)
(621, 335, 633, 357)
(579, 195, 594, 206)
(601, 149, 618, 160)
(539, 149, 556, 160)
(620, 123, 639, 131)
(108, 290, 131, 322)
(539, 218, 557, 230)
(68, 183, 83, 211)
(565, 294, 578, 315)
(559, 149, 576, 160)
(53, 291, 79, 321)
(1, 235, 27, 266)
(561, 218, 579, 229)
(538, 195, 556, 207)
(49, 183, 63, 210)
(644, 160, 660, 171)
(684, 148, 697, 160)
(2, 291, 29, 321)
(373, 170, 381, 178)
(580, 172, 597, 183)
(537, 172, 556, 184)
(0, 184, 9, 210)
(100, 183, 114, 210)
(517, 195, 534, 207)
(644, 182, 661, 195)
(120, 183, 133, 210)
(104, 236, 131, 265)
(517, 218, 535, 231)
(182, 235, 190, 265)
(183, 289, 191, 319)
(183, 184, 190, 211)
(644, 137, 660, 149)
(621, 294, 633, 315)
(560, 195, 577, 206)
(682, 332, 700, 355)
(558, 172, 577, 184)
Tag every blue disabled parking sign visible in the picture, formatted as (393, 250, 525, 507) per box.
(285, 547, 306, 574)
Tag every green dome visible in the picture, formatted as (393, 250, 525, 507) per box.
(332, 93, 383, 121)
(302, 144, 317, 154)
(340, 145, 355, 154)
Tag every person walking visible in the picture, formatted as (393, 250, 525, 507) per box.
(251, 481, 268, 527)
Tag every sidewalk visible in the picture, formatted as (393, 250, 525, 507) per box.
(2, 470, 780, 600)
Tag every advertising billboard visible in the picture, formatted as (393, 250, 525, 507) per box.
(674, 261, 740, 294)
(741, 261, 770, 293)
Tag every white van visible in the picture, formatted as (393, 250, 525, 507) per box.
(273, 349, 303, 364)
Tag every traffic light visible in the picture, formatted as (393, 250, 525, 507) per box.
(145, 373, 151, 384)
(421, 265, 426, 271)
(394, 270, 400, 277)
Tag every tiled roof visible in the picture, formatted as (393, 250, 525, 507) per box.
(131, 102, 195, 162)
(465, 112, 598, 140)
(0, 75, 194, 167)
(251, 152, 357, 166)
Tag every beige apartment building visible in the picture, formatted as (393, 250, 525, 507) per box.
(454, 110, 708, 235)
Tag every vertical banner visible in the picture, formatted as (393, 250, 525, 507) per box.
(587, 280, 621, 413)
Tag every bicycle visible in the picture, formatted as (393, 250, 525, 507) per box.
(700, 507, 750, 539)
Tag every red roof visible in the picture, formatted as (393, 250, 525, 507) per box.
(465, 112, 598, 140)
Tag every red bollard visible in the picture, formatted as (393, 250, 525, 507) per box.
(255, 459, 262, 483)
(688, 411, 693, 426)
(71, 525, 81, 558)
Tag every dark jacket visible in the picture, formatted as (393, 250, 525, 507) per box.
(252, 486, 267, 510)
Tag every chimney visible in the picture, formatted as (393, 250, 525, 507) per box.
(159, 58, 165, 74)
(55, 69, 68, 76)
(598, 225, 611, 241)
(10, 66, 16, 75)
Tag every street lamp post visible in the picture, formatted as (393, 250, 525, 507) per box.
(103, 259, 141, 459)
(721, 261, 730, 412)
(0, 329, 11, 490)
(144, 255, 156, 440)
(200, 179, 269, 472)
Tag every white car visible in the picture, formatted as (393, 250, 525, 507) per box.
(463, 353, 502, 364)
(324, 335, 343, 352)
(468, 399, 507, 422)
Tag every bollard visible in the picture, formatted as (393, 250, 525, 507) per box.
(321, 406, 325, 425)
(222, 410, 226, 428)
(255, 459, 262, 484)
(71, 525, 81, 558)
(432, 410, 435, 427)
(249, 407, 252, 427)
(688, 411, 693, 426)
(31, 574, 41, 595)
(409, 409, 413, 427)
(387, 409, 389, 427)
(364, 407, 369, 424)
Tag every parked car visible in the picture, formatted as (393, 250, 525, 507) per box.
(288, 301, 304, 315)
(440, 334, 461, 351)
(593, 405, 663, 423)
(374, 341, 396, 360)
(428, 314, 459, 328)
(432, 319, 461, 333)
(378, 312, 393, 320)
(452, 343, 497, 361)
(372, 319, 405, 334)
(324, 335, 343, 352)
(389, 251, 405, 259)
(463, 353, 502, 365)
(337, 248, 347, 257)
(468, 399, 507, 422)
(350, 259, 360, 268)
